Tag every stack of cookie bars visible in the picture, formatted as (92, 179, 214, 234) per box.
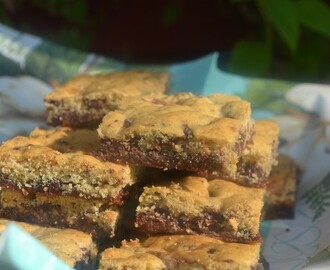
(0, 70, 283, 269)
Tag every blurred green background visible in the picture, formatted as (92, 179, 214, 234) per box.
(0, 0, 329, 82)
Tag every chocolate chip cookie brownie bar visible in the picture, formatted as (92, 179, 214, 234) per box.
(99, 235, 263, 270)
(0, 127, 139, 238)
(45, 70, 170, 127)
(0, 127, 137, 203)
(0, 219, 97, 270)
(135, 175, 264, 243)
(137, 119, 279, 187)
(0, 189, 120, 238)
(98, 93, 254, 179)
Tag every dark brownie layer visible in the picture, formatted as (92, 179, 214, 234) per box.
(136, 210, 261, 243)
(99, 137, 232, 174)
(236, 163, 267, 187)
(0, 173, 129, 206)
(0, 205, 113, 239)
(0, 189, 120, 239)
(46, 98, 110, 127)
(195, 162, 268, 187)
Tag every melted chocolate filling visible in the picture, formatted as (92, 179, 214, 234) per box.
(0, 204, 115, 239)
(0, 172, 129, 206)
(98, 137, 231, 174)
(136, 209, 261, 243)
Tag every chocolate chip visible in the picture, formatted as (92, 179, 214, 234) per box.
(183, 124, 193, 139)
(207, 248, 216, 254)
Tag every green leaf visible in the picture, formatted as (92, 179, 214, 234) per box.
(286, 33, 328, 81)
(297, 0, 330, 38)
(227, 40, 271, 77)
(262, 0, 299, 51)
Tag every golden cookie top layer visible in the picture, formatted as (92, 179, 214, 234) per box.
(45, 70, 169, 100)
(0, 128, 135, 200)
(98, 93, 253, 148)
(100, 240, 166, 270)
(100, 236, 260, 270)
(143, 235, 260, 270)
(138, 175, 264, 236)
(0, 219, 96, 268)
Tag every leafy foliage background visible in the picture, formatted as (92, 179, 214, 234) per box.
(227, 0, 330, 81)
(0, 0, 329, 81)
